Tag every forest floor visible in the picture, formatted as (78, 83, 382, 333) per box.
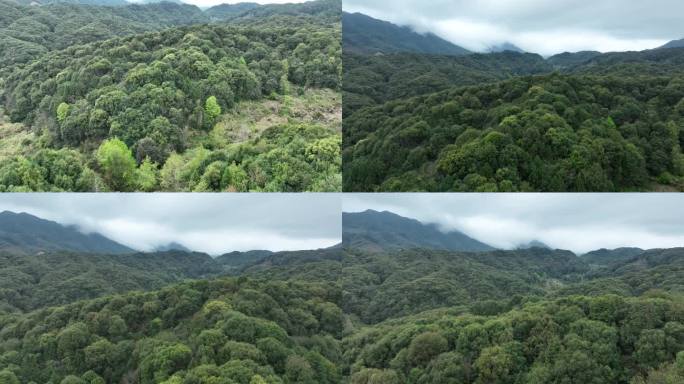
(0, 108, 37, 160)
(198, 88, 341, 148)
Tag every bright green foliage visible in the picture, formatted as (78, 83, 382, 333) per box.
(57, 102, 70, 123)
(0, 1, 342, 191)
(205, 96, 222, 123)
(96, 138, 136, 191)
(136, 158, 159, 192)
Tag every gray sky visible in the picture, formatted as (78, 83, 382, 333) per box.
(0, 194, 340, 255)
(343, 0, 684, 55)
(343, 194, 684, 254)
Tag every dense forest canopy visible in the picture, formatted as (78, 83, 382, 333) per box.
(0, 0, 342, 192)
(3, 244, 684, 383)
(342, 13, 684, 192)
(343, 47, 684, 192)
(3, 209, 684, 383)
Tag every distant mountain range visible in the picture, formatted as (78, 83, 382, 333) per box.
(0, 211, 134, 254)
(342, 12, 470, 56)
(343, 209, 495, 252)
(345, 11, 684, 57)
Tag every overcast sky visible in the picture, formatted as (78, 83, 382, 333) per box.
(135, 0, 308, 9)
(0, 194, 340, 255)
(343, 0, 684, 55)
(343, 194, 684, 254)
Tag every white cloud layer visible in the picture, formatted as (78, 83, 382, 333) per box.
(344, 0, 682, 55)
(343, 194, 684, 254)
(0, 193, 341, 255)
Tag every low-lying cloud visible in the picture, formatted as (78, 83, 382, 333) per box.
(344, 0, 682, 55)
(0, 193, 341, 255)
(343, 193, 684, 254)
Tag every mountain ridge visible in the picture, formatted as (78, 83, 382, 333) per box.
(342, 209, 495, 252)
(0, 210, 135, 254)
(342, 12, 470, 56)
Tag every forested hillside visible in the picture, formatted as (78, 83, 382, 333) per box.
(344, 68, 684, 191)
(342, 209, 494, 252)
(0, 0, 342, 191)
(342, 13, 684, 191)
(3, 209, 684, 382)
(0, 0, 207, 67)
(0, 249, 220, 312)
(343, 51, 552, 117)
(3, 244, 684, 383)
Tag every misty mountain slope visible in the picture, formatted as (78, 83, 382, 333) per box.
(342, 209, 495, 252)
(0, 211, 134, 254)
(0, 249, 222, 312)
(342, 12, 470, 56)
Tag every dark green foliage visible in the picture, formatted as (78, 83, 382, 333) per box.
(242, 247, 589, 323)
(0, 278, 345, 383)
(344, 73, 684, 191)
(343, 293, 684, 384)
(0, 249, 222, 312)
(343, 51, 552, 116)
(580, 247, 645, 266)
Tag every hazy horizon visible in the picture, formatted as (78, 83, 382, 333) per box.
(0, 194, 341, 255)
(343, 194, 684, 254)
(343, 0, 683, 55)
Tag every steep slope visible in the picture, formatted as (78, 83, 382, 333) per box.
(342, 210, 495, 252)
(0, 211, 134, 254)
(0, 16, 341, 192)
(342, 12, 470, 56)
